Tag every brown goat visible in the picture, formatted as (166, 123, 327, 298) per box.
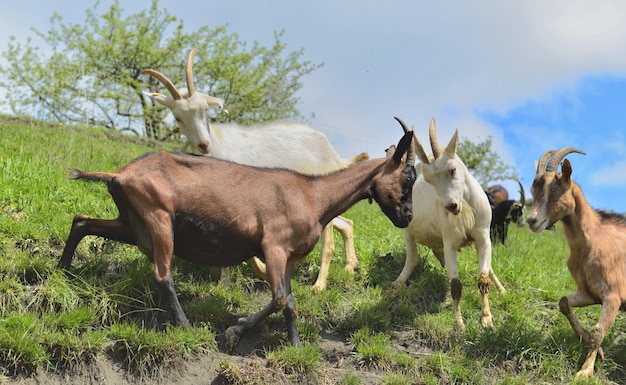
(59, 131, 416, 351)
(486, 184, 509, 207)
(526, 147, 626, 379)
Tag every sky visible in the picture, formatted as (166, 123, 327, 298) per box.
(2, 1, 626, 212)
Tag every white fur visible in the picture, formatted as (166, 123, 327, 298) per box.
(393, 118, 505, 330)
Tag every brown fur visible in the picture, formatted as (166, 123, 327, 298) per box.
(527, 158, 626, 378)
(59, 132, 416, 351)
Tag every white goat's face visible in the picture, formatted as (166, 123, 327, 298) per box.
(412, 118, 465, 215)
(422, 155, 465, 215)
(148, 91, 217, 155)
(142, 49, 226, 155)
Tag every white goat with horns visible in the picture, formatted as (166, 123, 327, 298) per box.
(141, 49, 368, 292)
(393, 117, 506, 330)
(527, 147, 626, 379)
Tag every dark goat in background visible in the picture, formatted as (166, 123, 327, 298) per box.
(490, 180, 526, 244)
(486, 184, 509, 207)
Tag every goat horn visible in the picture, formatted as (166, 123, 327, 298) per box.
(535, 150, 554, 174)
(394, 116, 426, 165)
(517, 179, 525, 207)
(429, 117, 441, 159)
(545, 147, 586, 173)
(186, 48, 197, 96)
(142, 69, 183, 100)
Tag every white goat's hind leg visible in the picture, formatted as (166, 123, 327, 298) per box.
(392, 230, 420, 285)
(220, 257, 268, 284)
(333, 216, 358, 274)
(489, 267, 506, 294)
(311, 224, 335, 293)
(248, 257, 268, 281)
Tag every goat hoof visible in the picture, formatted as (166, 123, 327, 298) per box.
(225, 326, 240, 353)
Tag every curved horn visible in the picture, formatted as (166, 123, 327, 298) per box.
(517, 179, 525, 207)
(535, 150, 554, 174)
(428, 117, 441, 159)
(545, 147, 586, 173)
(142, 69, 182, 100)
(394, 116, 427, 164)
(186, 48, 197, 96)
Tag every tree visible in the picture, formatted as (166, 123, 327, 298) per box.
(0, 0, 322, 141)
(457, 136, 518, 187)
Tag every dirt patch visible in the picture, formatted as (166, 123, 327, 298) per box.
(2, 326, 435, 385)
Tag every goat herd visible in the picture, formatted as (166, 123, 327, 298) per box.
(58, 50, 626, 379)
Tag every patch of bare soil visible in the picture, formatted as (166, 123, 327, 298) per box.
(2, 326, 434, 385)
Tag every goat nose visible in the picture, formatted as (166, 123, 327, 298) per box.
(446, 202, 458, 213)
(526, 217, 536, 227)
(198, 143, 209, 154)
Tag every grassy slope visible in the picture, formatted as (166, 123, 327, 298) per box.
(0, 115, 625, 384)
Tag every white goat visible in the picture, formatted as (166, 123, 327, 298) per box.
(527, 147, 626, 379)
(141, 49, 367, 291)
(393, 117, 506, 330)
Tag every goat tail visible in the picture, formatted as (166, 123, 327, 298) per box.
(345, 152, 370, 167)
(68, 168, 116, 184)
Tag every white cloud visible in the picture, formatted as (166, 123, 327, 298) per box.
(590, 161, 626, 186)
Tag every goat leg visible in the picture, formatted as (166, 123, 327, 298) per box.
(154, 273, 191, 328)
(450, 277, 465, 330)
(334, 216, 359, 274)
(478, 272, 494, 328)
(225, 286, 297, 352)
(312, 224, 335, 293)
(58, 215, 136, 270)
(489, 267, 506, 294)
(392, 230, 421, 285)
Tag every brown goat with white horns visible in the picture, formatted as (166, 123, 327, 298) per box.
(59, 129, 416, 351)
(526, 147, 626, 379)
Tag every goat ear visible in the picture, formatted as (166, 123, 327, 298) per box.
(560, 159, 573, 187)
(444, 129, 459, 156)
(202, 95, 229, 113)
(392, 131, 413, 163)
(143, 91, 175, 109)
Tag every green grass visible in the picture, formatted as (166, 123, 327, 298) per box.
(1, 114, 625, 383)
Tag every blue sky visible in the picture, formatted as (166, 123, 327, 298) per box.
(2, 1, 626, 212)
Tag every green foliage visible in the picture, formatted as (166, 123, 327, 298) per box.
(266, 344, 322, 378)
(0, 0, 322, 140)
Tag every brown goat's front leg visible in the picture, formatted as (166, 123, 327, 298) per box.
(155, 272, 190, 328)
(225, 249, 299, 352)
(559, 292, 620, 378)
(59, 215, 136, 270)
(224, 279, 297, 352)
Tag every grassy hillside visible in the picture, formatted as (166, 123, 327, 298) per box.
(0, 114, 624, 384)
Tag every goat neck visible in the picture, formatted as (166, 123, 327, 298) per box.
(311, 132, 415, 228)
